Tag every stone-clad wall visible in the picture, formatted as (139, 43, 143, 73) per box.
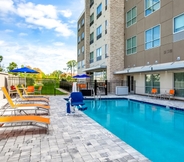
(107, 0, 125, 81)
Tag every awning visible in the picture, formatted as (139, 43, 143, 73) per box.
(83, 65, 107, 72)
(114, 61, 184, 74)
(114, 66, 152, 74)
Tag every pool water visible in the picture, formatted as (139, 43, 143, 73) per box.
(84, 99, 184, 162)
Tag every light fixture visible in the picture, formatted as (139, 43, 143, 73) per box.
(147, 62, 149, 65)
(155, 60, 158, 64)
(133, 64, 135, 67)
(177, 57, 180, 61)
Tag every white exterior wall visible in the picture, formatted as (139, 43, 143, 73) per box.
(134, 71, 174, 95)
(0, 73, 8, 100)
(89, 0, 108, 68)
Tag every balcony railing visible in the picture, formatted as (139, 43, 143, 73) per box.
(96, 34, 102, 40)
(105, 53, 108, 58)
(96, 56, 102, 61)
(90, 1, 94, 8)
(89, 59, 94, 64)
(90, 40, 94, 45)
(90, 20, 94, 26)
(97, 12, 102, 19)
(105, 29, 107, 34)
(105, 5, 107, 10)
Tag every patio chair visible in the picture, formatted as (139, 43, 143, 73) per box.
(162, 89, 175, 100)
(15, 86, 49, 104)
(149, 88, 158, 98)
(69, 92, 87, 112)
(21, 84, 49, 100)
(1, 87, 50, 115)
(34, 86, 42, 95)
(0, 115, 50, 130)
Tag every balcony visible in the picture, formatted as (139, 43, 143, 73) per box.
(90, 40, 94, 45)
(89, 59, 94, 64)
(96, 56, 102, 61)
(105, 29, 107, 34)
(90, 1, 94, 8)
(96, 34, 102, 40)
(105, 53, 108, 58)
(96, 12, 102, 19)
(90, 20, 94, 26)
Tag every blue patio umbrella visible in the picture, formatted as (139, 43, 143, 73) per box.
(73, 74, 90, 78)
(10, 67, 39, 86)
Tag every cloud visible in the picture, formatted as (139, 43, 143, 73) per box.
(0, 40, 7, 46)
(19, 32, 28, 36)
(59, 9, 72, 18)
(5, 29, 14, 33)
(53, 42, 65, 46)
(0, 1, 74, 37)
(0, 42, 77, 74)
(0, 0, 15, 14)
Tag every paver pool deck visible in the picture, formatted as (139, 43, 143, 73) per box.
(0, 94, 184, 162)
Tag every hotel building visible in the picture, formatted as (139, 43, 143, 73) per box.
(77, 0, 184, 98)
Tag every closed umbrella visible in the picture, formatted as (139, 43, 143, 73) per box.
(10, 67, 39, 87)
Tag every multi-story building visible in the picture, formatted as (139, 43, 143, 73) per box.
(77, 0, 184, 98)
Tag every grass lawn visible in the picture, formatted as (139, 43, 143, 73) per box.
(36, 81, 68, 95)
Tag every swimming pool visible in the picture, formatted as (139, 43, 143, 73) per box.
(84, 99, 184, 162)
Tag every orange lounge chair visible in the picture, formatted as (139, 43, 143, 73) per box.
(149, 88, 158, 98)
(0, 115, 50, 129)
(15, 86, 49, 104)
(1, 87, 50, 115)
(162, 89, 175, 100)
(21, 84, 49, 100)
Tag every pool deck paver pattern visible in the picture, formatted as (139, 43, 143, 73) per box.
(1, 94, 183, 162)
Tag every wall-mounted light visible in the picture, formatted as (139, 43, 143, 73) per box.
(133, 64, 135, 67)
(155, 60, 158, 64)
(147, 62, 149, 65)
(177, 57, 180, 61)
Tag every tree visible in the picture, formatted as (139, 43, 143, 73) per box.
(7, 62, 18, 72)
(66, 60, 77, 76)
(0, 55, 3, 72)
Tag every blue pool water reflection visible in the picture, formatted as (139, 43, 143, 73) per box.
(84, 99, 184, 162)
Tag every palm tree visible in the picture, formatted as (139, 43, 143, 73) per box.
(0, 55, 3, 72)
(67, 60, 77, 76)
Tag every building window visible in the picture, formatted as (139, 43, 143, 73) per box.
(78, 48, 80, 55)
(145, 25, 160, 50)
(97, 3, 102, 19)
(174, 72, 184, 97)
(105, 0, 108, 10)
(126, 7, 136, 27)
(126, 36, 136, 54)
(96, 47, 102, 61)
(105, 44, 108, 58)
(105, 20, 107, 34)
(90, 32, 94, 45)
(81, 18, 84, 26)
(96, 25, 102, 40)
(174, 13, 184, 33)
(90, 13, 94, 26)
(145, 74, 160, 94)
(90, 0, 94, 8)
(81, 60, 85, 68)
(81, 32, 84, 40)
(145, 0, 160, 16)
(78, 62, 81, 69)
(78, 36, 81, 43)
(90, 52, 94, 63)
(82, 46, 84, 53)
(78, 23, 81, 30)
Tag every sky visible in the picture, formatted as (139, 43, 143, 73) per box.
(0, 0, 84, 74)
